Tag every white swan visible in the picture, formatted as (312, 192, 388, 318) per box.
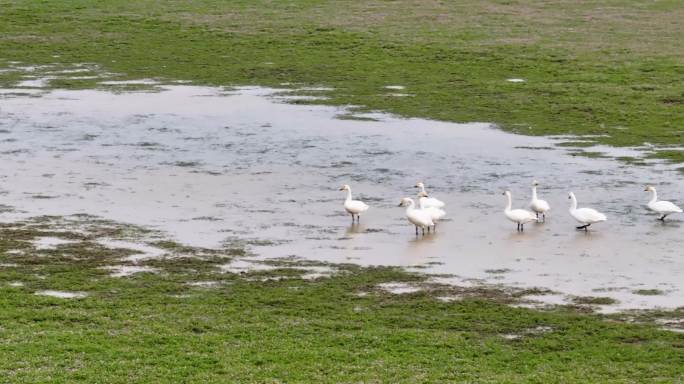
(645, 185, 682, 221)
(418, 191, 446, 231)
(415, 182, 445, 208)
(568, 192, 606, 231)
(503, 191, 537, 231)
(529, 180, 550, 222)
(399, 197, 434, 235)
(339, 184, 369, 223)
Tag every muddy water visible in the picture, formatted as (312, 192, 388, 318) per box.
(1, 84, 683, 311)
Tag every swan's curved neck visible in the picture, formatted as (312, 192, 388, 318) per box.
(531, 186, 538, 200)
(569, 194, 578, 211)
(345, 188, 352, 202)
(649, 189, 658, 204)
(405, 199, 416, 212)
(418, 185, 426, 194)
(504, 193, 512, 212)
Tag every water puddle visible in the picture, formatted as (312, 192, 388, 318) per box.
(101, 265, 159, 277)
(219, 258, 335, 279)
(655, 318, 684, 333)
(0, 263, 19, 268)
(1, 79, 683, 311)
(97, 239, 166, 261)
(501, 326, 553, 340)
(300, 265, 336, 280)
(436, 295, 462, 302)
(377, 282, 423, 294)
(35, 290, 88, 299)
(186, 281, 222, 288)
(220, 259, 278, 273)
(98, 79, 159, 86)
(31, 237, 78, 250)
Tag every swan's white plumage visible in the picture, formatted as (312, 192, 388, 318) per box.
(645, 186, 682, 217)
(568, 192, 606, 225)
(345, 200, 369, 214)
(506, 209, 537, 224)
(418, 191, 446, 222)
(415, 182, 445, 208)
(503, 191, 537, 227)
(650, 201, 683, 214)
(423, 206, 446, 222)
(340, 184, 369, 215)
(529, 181, 550, 218)
(399, 197, 434, 230)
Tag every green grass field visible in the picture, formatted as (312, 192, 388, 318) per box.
(2, 2, 684, 382)
(1, 0, 683, 162)
(1, 218, 683, 383)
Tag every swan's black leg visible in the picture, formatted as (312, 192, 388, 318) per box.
(422, 227, 425, 236)
(520, 224, 524, 232)
(542, 213, 546, 222)
(576, 224, 589, 230)
(658, 215, 667, 221)
(536, 212, 539, 220)
(427, 226, 430, 233)
(415, 226, 418, 236)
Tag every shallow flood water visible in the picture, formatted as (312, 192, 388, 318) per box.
(1, 83, 683, 311)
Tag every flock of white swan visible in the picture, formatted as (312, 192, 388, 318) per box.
(340, 182, 683, 235)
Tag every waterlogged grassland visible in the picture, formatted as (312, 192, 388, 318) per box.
(1, 1, 683, 160)
(1, 217, 683, 382)
(1, 3, 683, 381)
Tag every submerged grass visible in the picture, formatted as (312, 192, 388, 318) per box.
(0, 1, 683, 160)
(1, 217, 683, 382)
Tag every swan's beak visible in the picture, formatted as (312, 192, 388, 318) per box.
(397, 202, 403, 207)
(339, 187, 344, 191)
